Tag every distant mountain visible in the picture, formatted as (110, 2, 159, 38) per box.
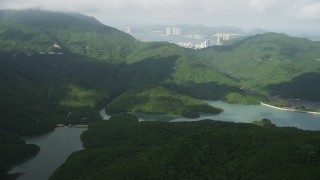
(198, 32, 320, 100)
(0, 9, 136, 63)
(297, 34, 320, 41)
(247, 28, 269, 35)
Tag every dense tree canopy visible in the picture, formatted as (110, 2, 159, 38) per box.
(52, 115, 320, 179)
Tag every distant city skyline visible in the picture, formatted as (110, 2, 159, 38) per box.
(1, 0, 320, 35)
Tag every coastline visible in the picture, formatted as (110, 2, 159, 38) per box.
(260, 102, 320, 115)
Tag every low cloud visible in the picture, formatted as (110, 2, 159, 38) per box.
(248, 0, 281, 12)
(0, 0, 319, 33)
(295, 2, 320, 20)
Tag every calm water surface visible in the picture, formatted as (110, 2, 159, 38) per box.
(10, 127, 86, 180)
(135, 100, 320, 131)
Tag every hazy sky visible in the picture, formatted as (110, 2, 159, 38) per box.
(1, 0, 320, 34)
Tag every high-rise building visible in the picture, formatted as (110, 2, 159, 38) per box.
(166, 27, 171, 35)
(216, 36, 221, 45)
(204, 40, 211, 47)
(173, 27, 182, 35)
(215, 33, 231, 45)
(223, 34, 230, 40)
(166, 27, 182, 35)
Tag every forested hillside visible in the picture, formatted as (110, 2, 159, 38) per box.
(0, 53, 121, 135)
(51, 114, 320, 180)
(0, 9, 136, 63)
(106, 86, 222, 118)
(2, 10, 319, 136)
(0, 9, 241, 137)
(120, 41, 242, 99)
(198, 33, 320, 100)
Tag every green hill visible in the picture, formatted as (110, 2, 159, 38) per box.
(0, 10, 132, 136)
(0, 9, 136, 63)
(51, 115, 320, 180)
(198, 32, 320, 100)
(119, 41, 241, 99)
(267, 72, 320, 101)
(0, 53, 121, 135)
(106, 86, 222, 118)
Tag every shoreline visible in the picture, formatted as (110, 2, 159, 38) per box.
(260, 102, 320, 115)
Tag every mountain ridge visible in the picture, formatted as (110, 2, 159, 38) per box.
(198, 32, 320, 100)
(0, 9, 137, 63)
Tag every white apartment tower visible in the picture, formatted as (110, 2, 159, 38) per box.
(173, 27, 182, 35)
(216, 36, 221, 45)
(166, 27, 182, 35)
(166, 27, 171, 35)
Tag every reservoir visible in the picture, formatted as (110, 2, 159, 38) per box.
(136, 100, 320, 131)
(10, 126, 86, 180)
(10, 100, 320, 179)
